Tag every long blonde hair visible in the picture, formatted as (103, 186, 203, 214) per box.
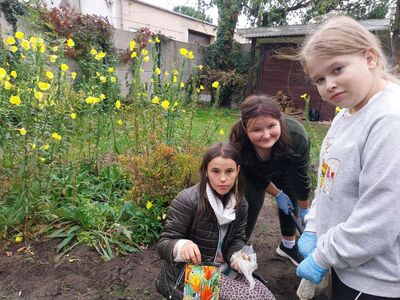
(299, 15, 396, 82)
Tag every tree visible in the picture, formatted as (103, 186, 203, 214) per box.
(173, 5, 213, 23)
(242, 0, 390, 26)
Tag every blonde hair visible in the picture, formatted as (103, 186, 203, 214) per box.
(299, 15, 395, 82)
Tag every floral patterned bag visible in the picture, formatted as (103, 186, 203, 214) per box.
(183, 262, 221, 300)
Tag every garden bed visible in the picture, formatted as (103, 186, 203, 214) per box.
(0, 196, 329, 300)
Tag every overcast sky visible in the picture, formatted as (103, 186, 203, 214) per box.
(139, 0, 250, 28)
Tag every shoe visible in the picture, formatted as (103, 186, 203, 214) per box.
(276, 241, 303, 266)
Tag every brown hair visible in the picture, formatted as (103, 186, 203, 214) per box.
(229, 94, 289, 157)
(198, 142, 244, 218)
(299, 15, 396, 82)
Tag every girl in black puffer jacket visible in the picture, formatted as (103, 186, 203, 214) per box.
(156, 142, 275, 300)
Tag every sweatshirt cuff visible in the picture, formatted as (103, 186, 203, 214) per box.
(312, 249, 330, 270)
(173, 239, 192, 262)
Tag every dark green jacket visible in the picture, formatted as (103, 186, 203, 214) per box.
(241, 116, 311, 200)
(155, 184, 248, 299)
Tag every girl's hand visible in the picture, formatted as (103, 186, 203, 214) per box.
(230, 258, 243, 274)
(181, 241, 202, 265)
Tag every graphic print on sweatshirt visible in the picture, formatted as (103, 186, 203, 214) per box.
(319, 137, 340, 198)
(319, 158, 340, 197)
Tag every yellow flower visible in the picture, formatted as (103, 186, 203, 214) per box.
(117, 119, 123, 126)
(34, 91, 43, 100)
(143, 55, 150, 63)
(39, 157, 46, 162)
(198, 65, 203, 70)
(52, 132, 62, 141)
(108, 67, 114, 73)
(141, 49, 148, 55)
(30, 143, 37, 150)
(52, 46, 58, 52)
(9, 70, 17, 78)
(146, 201, 153, 210)
(4, 81, 12, 90)
(100, 76, 107, 83)
(10, 95, 21, 106)
(196, 88, 200, 93)
(15, 31, 24, 39)
(86, 96, 100, 105)
(180, 82, 184, 88)
(110, 76, 116, 83)
(0, 68, 6, 79)
(148, 38, 153, 43)
(129, 40, 136, 50)
(164, 70, 170, 76)
(335, 106, 342, 114)
(200, 85, 204, 90)
(19, 128, 27, 136)
(61, 64, 69, 71)
(188, 51, 194, 59)
(152, 96, 160, 104)
(179, 48, 188, 56)
(212, 81, 219, 88)
(38, 82, 50, 91)
(70, 113, 77, 119)
(155, 37, 161, 43)
(115, 100, 121, 109)
(219, 129, 224, 135)
(154, 67, 161, 75)
(66, 38, 75, 47)
(50, 55, 57, 63)
(157, 216, 161, 221)
(10, 46, 18, 53)
(100, 94, 106, 100)
(43, 144, 49, 150)
(95, 51, 106, 60)
(5, 37, 16, 45)
(161, 100, 170, 110)
(172, 76, 177, 83)
(15, 236, 23, 243)
(46, 71, 54, 80)
(21, 39, 30, 50)
(131, 51, 137, 58)
(71, 72, 77, 80)
(300, 93, 310, 101)
(162, 213, 166, 220)
(90, 48, 97, 55)
(39, 43, 45, 54)
(173, 69, 179, 76)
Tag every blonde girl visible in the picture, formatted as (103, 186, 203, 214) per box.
(296, 15, 400, 300)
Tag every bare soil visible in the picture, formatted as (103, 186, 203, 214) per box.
(0, 197, 330, 300)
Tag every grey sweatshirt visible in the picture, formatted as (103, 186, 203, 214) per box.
(306, 83, 400, 297)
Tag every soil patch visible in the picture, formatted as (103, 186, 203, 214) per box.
(0, 197, 329, 299)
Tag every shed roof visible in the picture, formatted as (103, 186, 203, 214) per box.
(237, 19, 390, 39)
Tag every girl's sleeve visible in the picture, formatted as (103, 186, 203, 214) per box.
(289, 128, 312, 200)
(313, 116, 400, 269)
(157, 190, 196, 263)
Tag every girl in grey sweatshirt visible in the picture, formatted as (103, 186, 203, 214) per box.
(296, 16, 400, 299)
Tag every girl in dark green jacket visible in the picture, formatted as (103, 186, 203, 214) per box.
(156, 142, 275, 300)
(230, 94, 311, 266)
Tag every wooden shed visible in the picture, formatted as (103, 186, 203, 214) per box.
(238, 19, 391, 121)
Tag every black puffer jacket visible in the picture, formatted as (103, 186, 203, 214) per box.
(155, 184, 248, 299)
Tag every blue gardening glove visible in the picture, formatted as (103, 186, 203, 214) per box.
(275, 191, 294, 215)
(296, 254, 327, 284)
(298, 206, 310, 227)
(298, 231, 317, 258)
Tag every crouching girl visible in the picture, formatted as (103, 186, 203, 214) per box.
(156, 142, 275, 300)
